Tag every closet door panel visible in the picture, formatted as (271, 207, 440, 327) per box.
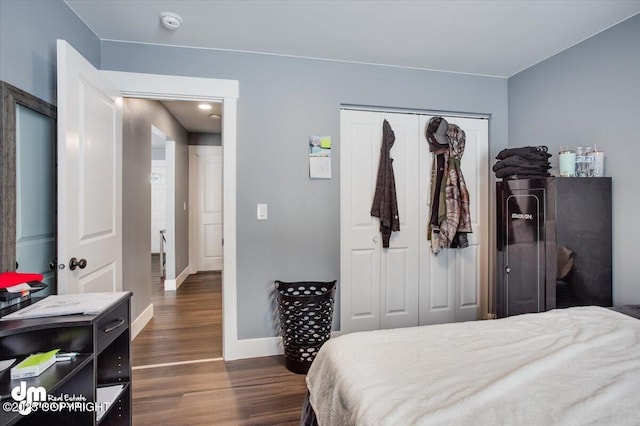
(350, 249, 378, 320)
(381, 248, 410, 328)
(380, 113, 419, 329)
(456, 245, 480, 322)
(340, 110, 382, 332)
(450, 117, 488, 320)
(351, 126, 378, 227)
(424, 249, 456, 324)
(418, 116, 488, 325)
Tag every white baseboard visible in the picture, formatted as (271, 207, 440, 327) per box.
(226, 332, 342, 360)
(164, 265, 191, 291)
(131, 303, 154, 340)
(227, 336, 283, 360)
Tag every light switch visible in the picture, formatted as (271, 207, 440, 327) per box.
(257, 204, 268, 220)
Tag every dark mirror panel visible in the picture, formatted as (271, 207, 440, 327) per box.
(0, 81, 57, 296)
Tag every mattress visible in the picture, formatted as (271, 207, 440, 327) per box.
(306, 306, 640, 425)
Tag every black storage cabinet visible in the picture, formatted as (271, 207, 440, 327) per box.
(275, 280, 336, 374)
(496, 177, 612, 318)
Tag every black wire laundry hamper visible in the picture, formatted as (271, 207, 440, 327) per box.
(275, 280, 336, 374)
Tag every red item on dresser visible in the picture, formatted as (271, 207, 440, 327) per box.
(0, 272, 44, 289)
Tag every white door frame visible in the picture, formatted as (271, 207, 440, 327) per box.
(101, 70, 240, 360)
(164, 138, 177, 290)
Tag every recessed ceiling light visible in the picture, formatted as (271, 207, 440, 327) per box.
(160, 12, 182, 30)
(198, 104, 212, 110)
(209, 114, 221, 120)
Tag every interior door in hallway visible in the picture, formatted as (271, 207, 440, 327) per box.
(56, 40, 123, 293)
(340, 110, 420, 333)
(190, 146, 223, 271)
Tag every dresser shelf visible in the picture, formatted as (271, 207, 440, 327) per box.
(0, 292, 132, 426)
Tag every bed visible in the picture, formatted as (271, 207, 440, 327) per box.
(303, 306, 640, 425)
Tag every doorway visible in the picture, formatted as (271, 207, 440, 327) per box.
(120, 97, 224, 365)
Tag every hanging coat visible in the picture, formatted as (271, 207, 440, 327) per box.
(370, 119, 399, 248)
(427, 120, 472, 253)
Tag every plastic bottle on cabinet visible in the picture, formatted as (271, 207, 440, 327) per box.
(585, 147, 595, 177)
(575, 146, 586, 177)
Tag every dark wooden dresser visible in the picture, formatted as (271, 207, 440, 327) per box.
(0, 292, 131, 425)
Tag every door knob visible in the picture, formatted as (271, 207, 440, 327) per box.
(69, 257, 88, 271)
(372, 235, 380, 243)
(505, 266, 512, 274)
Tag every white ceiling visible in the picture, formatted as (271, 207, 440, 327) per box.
(66, 1, 640, 131)
(160, 100, 222, 133)
(66, 0, 640, 78)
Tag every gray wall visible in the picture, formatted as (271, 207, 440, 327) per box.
(123, 98, 190, 320)
(189, 132, 222, 146)
(102, 42, 509, 339)
(508, 14, 640, 305)
(0, 0, 100, 104)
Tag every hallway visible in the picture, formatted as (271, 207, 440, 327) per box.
(132, 257, 222, 366)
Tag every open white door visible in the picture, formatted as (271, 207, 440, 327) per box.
(56, 40, 122, 294)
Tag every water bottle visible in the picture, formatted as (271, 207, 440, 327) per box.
(585, 147, 595, 177)
(575, 146, 586, 177)
(592, 145, 605, 177)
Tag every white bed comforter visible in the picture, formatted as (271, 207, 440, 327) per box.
(306, 307, 640, 425)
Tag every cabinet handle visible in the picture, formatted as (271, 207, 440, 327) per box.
(103, 318, 125, 333)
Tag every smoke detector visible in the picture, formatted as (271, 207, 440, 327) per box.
(160, 12, 182, 30)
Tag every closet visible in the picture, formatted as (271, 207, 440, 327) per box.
(340, 109, 489, 333)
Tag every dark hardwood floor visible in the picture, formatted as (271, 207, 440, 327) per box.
(132, 256, 307, 425)
(132, 260, 222, 366)
(132, 356, 308, 425)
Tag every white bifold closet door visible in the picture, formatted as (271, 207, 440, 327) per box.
(418, 116, 489, 325)
(340, 110, 488, 333)
(340, 111, 420, 332)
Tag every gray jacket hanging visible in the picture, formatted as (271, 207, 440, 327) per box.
(370, 119, 399, 248)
